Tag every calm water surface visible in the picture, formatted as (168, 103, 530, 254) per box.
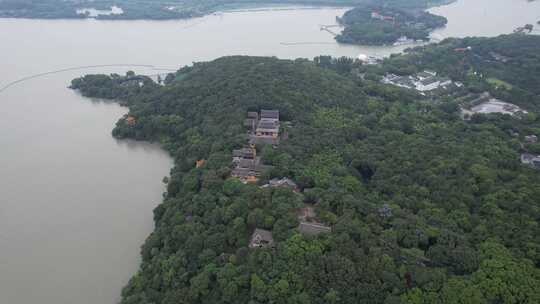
(0, 2, 537, 304)
(430, 0, 540, 39)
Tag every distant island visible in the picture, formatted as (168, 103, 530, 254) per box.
(0, 0, 455, 20)
(336, 5, 447, 45)
(70, 34, 540, 304)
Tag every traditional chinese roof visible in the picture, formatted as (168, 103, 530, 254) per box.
(231, 167, 252, 178)
(233, 147, 255, 159)
(269, 177, 297, 188)
(258, 119, 279, 130)
(260, 109, 279, 120)
(237, 157, 258, 169)
(249, 228, 274, 248)
(247, 111, 259, 119)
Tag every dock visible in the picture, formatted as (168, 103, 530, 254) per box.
(320, 24, 340, 36)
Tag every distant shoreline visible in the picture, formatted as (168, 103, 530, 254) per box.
(0, 1, 456, 21)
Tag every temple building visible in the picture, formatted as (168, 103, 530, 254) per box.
(231, 146, 272, 183)
(244, 111, 259, 132)
(232, 147, 256, 163)
(244, 109, 281, 146)
(261, 177, 299, 191)
(231, 110, 280, 182)
(249, 228, 274, 248)
(255, 110, 280, 138)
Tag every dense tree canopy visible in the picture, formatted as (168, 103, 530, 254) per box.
(71, 35, 540, 304)
(336, 5, 447, 45)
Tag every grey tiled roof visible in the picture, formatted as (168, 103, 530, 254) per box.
(260, 109, 279, 120)
(258, 120, 278, 130)
(233, 148, 255, 159)
(249, 228, 274, 248)
(247, 112, 259, 119)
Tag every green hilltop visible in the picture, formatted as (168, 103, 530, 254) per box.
(71, 34, 540, 304)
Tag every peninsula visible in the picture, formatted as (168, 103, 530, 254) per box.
(71, 34, 540, 303)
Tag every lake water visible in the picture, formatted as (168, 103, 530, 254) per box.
(429, 0, 540, 39)
(0, 2, 537, 304)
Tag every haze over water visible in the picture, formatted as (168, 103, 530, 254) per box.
(0, 2, 537, 304)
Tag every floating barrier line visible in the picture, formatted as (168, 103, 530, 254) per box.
(0, 64, 178, 94)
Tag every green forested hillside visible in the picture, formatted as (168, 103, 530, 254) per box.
(336, 6, 447, 45)
(71, 49, 540, 303)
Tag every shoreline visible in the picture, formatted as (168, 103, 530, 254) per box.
(0, 1, 456, 21)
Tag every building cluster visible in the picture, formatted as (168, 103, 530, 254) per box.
(513, 24, 534, 34)
(231, 110, 281, 183)
(233, 110, 332, 249)
(246, 109, 280, 146)
(371, 11, 395, 22)
(248, 205, 332, 248)
(231, 146, 272, 183)
(382, 70, 456, 93)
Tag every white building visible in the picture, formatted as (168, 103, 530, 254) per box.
(415, 77, 441, 92)
(521, 154, 540, 169)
